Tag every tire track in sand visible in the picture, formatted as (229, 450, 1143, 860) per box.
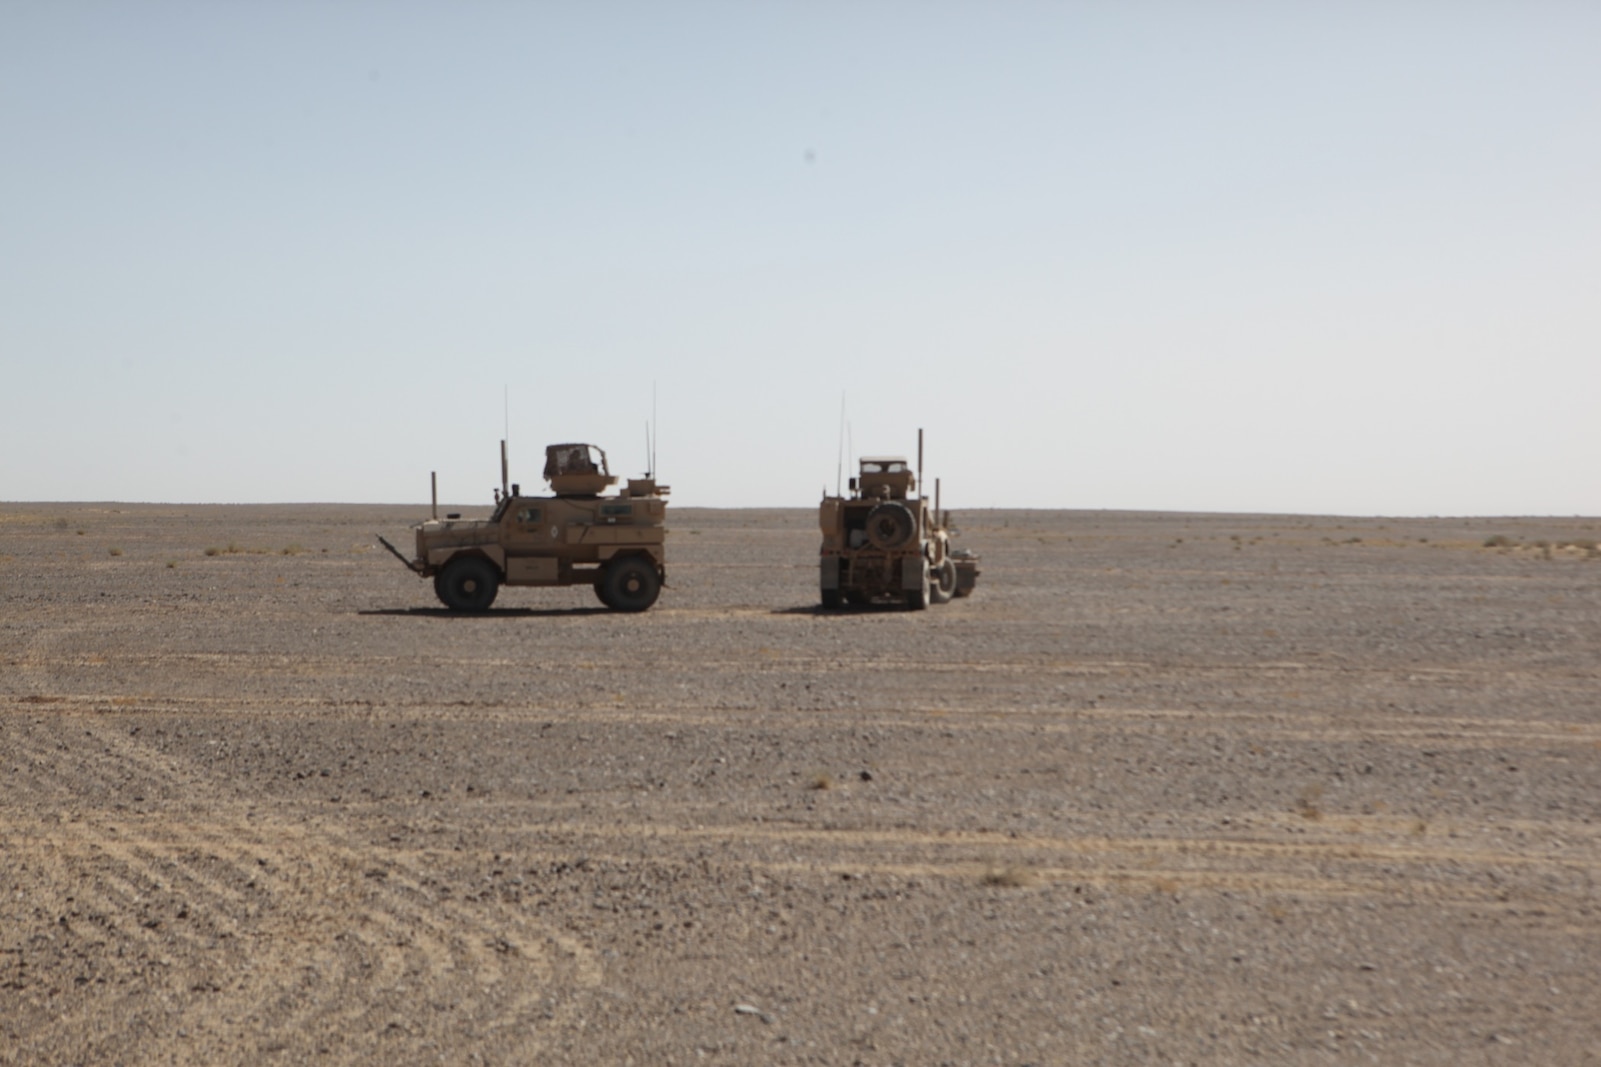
(0, 721, 601, 1066)
(11, 690, 1601, 753)
(463, 815, 1601, 918)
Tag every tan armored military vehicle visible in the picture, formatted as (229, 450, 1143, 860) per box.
(818, 431, 978, 610)
(379, 443, 668, 612)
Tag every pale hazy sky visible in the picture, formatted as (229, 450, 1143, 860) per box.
(4, 2, 1597, 514)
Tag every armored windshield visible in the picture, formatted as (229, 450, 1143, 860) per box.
(544, 444, 610, 479)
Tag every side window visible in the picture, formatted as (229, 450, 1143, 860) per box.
(600, 504, 633, 517)
(516, 507, 541, 524)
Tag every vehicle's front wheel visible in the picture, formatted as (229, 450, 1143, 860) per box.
(602, 556, 661, 612)
(435, 556, 500, 611)
(821, 588, 843, 609)
(930, 558, 957, 604)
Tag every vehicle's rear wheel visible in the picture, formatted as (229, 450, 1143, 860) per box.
(904, 561, 930, 611)
(602, 556, 661, 612)
(930, 558, 957, 604)
(435, 556, 500, 611)
(821, 588, 842, 609)
(865, 501, 916, 550)
(594, 580, 615, 609)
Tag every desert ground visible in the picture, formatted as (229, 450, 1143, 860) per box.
(2, 502, 1599, 1066)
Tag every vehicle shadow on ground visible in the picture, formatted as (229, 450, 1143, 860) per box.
(359, 607, 613, 619)
(770, 604, 910, 616)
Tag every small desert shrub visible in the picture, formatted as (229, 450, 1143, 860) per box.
(166, 561, 178, 569)
(281, 543, 305, 555)
(808, 773, 835, 791)
(1483, 534, 1514, 548)
(203, 547, 221, 557)
(980, 866, 1038, 888)
(1296, 783, 1325, 820)
(108, 546, 123, 557)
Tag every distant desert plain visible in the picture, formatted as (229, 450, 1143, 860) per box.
(3, 503, 1599, 1066)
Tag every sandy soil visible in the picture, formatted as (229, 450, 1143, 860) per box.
(3, 502, 1599, 1066)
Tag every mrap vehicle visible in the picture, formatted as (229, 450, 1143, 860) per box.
(379, 443, 668, 612)
(818, 431, 978, 610)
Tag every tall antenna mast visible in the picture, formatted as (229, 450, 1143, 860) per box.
(917, 427, 924, 503)
(503, 385, 509, 449)
(835, 392, 846, 497)
(651, 380, 658, 479)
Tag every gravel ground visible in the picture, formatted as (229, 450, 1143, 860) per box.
(3, 502, 1599, 1065)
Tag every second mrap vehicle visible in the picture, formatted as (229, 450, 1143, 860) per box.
(380, 443, 668, 612)
(818, 432, 978, 610)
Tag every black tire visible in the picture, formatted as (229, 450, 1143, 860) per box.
(865, 501, 916, 550)
(435, 556, 499, 611)
(930, 558, 957, 604)
(821, 588, 843, 609)
(904, 561, 930, 611)
(594, 580, 615, 609)
(602, 556, 661, 612)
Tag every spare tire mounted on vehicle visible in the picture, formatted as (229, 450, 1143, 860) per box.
(865, 501, 916, 550)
